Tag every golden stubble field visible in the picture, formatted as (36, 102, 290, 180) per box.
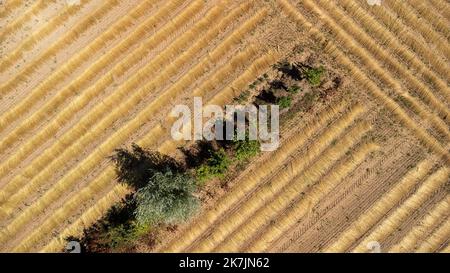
(0, 0, 448, 253)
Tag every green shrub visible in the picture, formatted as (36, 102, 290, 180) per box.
(234, 139, 260, 162)
(305, 66, 325, 86)
(134, 170, 199, 226)
(106, 221, 150, 249)
(277, 96, 292, 109)
(196, 148, 231, 183)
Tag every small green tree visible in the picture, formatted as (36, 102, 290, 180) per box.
(304, 66, 325, 86)
(134, 170, 199, 226)
(277, 96, 292, 109)
(196, 148, 231, 183)
(234, 138, 260, 162)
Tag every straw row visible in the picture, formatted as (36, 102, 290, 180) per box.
(367, 1, 450, 93)
(0, 0, 56, 42)
(310, 0, 450, 141)
(9, 43, 264, 251)
(426, 0, 450, 18)
(408, 0, 450, 38)
(383, 0, 450, 62)
(209, 53, 279, 105)
(389, 195, 450, 252)
(10, 166, 115, 252)
(323, 158, 435, 252)
(415, 218, 450, 252)
(352, 167, 449, 252)
(277, 0, 450, 162)
(34, 43, 270, 253)
(0, 0, 205, 182)
(0, 0, 172, 133)
(325, 45, 449, 161)
(247, 142, 379, 252)
(212, 124, 374, 252)
(0, 8, 265, 246)
(26, 123, 166, 253)
(0, 0, 23, 19)
(0, 2, 255, 211)
(0, 0, 208, 199)
(0, 0, 92, 74)
(399, 93, 450, 141)
(339, 0, 450, 100)
(38, 134, 181, 253)
(313, 0, 450, 120)
(39, 183, 130, 253)
(342, 0, 450, 100)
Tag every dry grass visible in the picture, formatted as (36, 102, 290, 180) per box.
(0, 0, 205, 183)
(0, 4, 268, 249)
(32, 41, 268, 253)
(0, 0, 162, 134)
(247, 142, 379, 252)
(279, 0, 449, 163)
(0, 0, 24, 19)
(0, 0, 56, 42)
(324, 158, 435, 252)
(389, 195, 450, 253)
(0, 0, 92, 74)
(1, 0, 448, 253)
(39, 182, 130, 253)
(415, 216, 450, 253)
(210, 124, 374, 252)
(309, 0, 450, 124)
(352, 167, 449, 252)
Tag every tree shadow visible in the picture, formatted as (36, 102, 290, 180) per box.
(255, 89, 277, 104)
(111, 143, 185, 190)
(275, 60, 304, 81)
(180, 140, 216, 169)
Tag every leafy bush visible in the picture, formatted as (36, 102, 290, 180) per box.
(134, 170, 199, 226)
(277, 96, 292, 109)
(196, 148, 231, 183)
(234, 138, 260, 162)
(106, 221, 150, 249)
(304, 66, 325, 86)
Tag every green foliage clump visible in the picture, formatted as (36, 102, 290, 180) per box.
(277, 96, 292, 109)
(106, 221, 150, 249)
(134, 170, 199, 226)
(305, 66, 325, 86)
(234, 138, 260, 162)
(196, 148, 231, 183)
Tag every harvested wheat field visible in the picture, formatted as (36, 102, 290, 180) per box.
(0, 0, 448, 254)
